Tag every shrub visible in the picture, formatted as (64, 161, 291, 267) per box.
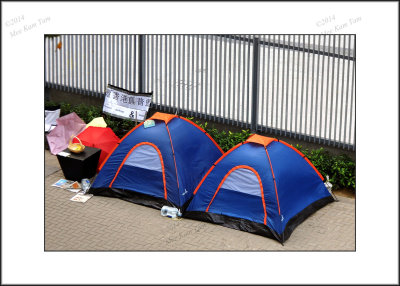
(295, 144, 355, 191)
(46, 101, 355, 191)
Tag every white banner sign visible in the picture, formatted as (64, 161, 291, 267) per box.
(103, 85, 152, 121)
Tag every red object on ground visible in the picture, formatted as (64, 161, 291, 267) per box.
(73, 127, 120, 172)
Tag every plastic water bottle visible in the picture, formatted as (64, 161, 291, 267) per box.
(161, 206, 182, 218)
(81, 178, 91, 194)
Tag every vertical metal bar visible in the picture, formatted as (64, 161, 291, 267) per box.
(96, 35, 99, 95)
(124, 35, 128, 90)
(44, 37, 47, 87)
(196, 35, 200, 117)
(84, 35, 87, 94)
(107, 35, 111, 89)
(44, 37, 47, 89)
(173, 35, 177, 112)
(69, 35, 75, 92)
(241, 35, 246, 127)
(187, 35, 191, 115)
(128, 35, 132, 91)
(169, 35, 173, 111)
(349, 36, 355, 150)
(105, 36, 109, 92)
(80, 35, 83, 92)
(67, 35, 71, 91)
(318, 34, 327, 144)
(151, 35, 154, 97)
(280, 35, 286, 135)
(50, 36, 53, 87)
(333, 35, 341, 146)
(284, 35, 291, 136)
(71, 35, 75, 91)
(165, 35, 168, 111)
(232, 35, 237, 124)
(200, 35, 205, 118)
(56, 37, 58, 88)
(218, 35, 223, 121)
(261, 35, 266, 131)
(275, 35, 281, 135)
(227, 35, 232, 124)
(106, 35, 109, 90)
(214, 35, 218, 121)
(324, 34, 332, 143)
(290, 35, 296, 137)
(309, 35, 316, 141)
(299, 35, 306, 139)
(222, 35, 227, 123)
(246, 35, 251, 128)
(159, 35, 164, 110)
(177, 35, 181, 113)
(314, 35, 321, 143)
(304, 35, 311, 139)
(209, 35, 214, 120)
(190, 35, 195, 116)
(117, 35, 120, 89)
(271, 35, 276, 132)
(155, 35, 159, 106)
(251, 37, 260, 132)
(120, 35, 123, 90)
(91, 34, 95, 96)
(55, 37, 59, 88)
(205, 35, 209, 118)
(138, 34, 145, 93)
(122, 35, 125, 89)
(51, 38, 55, 88)
(339, 35, 347, 146)
(181, 35, 185, 113)
(112, 35, 115, 86)
(236, 35, 241, 126)
(74, 35, 77, 93)
(52, 37, 55, 87)
(328, 35, 336, 144)
(100, 35, 103, 94)
(134, 35, 137, 91)
(63, 35, 67, 90)
(343, 35, 352, 148)
(266, 35, 271, 132)
(147, 35, 150, 92)
(295, 35, 302, 138)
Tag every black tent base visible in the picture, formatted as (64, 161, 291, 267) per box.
(184, 195, 335, 244)
(88, 187, 176, 210)
(184, 211, 282, 242)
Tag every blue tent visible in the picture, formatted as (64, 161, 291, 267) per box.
(185, 134, 334, 243)
(90, 112, 223, 210)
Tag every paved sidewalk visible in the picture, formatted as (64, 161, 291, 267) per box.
(45, 150, 355, 251)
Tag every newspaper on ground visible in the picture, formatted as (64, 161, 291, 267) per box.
(70, 192, 93, 203)
(52, 179, 75, 189)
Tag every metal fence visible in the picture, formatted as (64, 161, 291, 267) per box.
(44, 34, 355, 150)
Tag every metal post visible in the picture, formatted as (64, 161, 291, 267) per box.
(251, 37, 260, 132)
(138, 34, 146, 93)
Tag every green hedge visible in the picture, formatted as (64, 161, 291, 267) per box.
(46, 101, 355, 191)
(295, 145, 355, 191)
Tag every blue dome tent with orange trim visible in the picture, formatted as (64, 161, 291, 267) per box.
(185, 134, 334, 243)
(90, 112, 223, 210)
